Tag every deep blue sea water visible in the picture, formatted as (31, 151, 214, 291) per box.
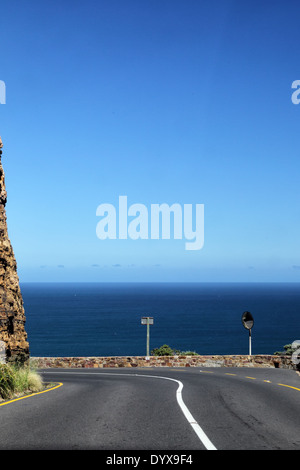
(21, 283, 300, 357)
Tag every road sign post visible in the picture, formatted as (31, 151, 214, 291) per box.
(241, 311, 254, 356)
(141, 317, 154, 360)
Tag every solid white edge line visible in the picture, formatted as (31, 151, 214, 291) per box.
(43, 371, 217, 450)
(174, 379, 217, 451)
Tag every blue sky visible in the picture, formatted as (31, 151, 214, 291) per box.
(0, 0, 300, 282)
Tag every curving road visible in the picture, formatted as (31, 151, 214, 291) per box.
(0, 367, 299, 451)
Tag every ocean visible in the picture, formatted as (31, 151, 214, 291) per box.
(21, 282, 300, 358)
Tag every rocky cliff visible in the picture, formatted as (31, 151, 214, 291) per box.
(0, 137, 29, 363)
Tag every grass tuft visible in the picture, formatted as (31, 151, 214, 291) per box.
(0, 363, 43, 400)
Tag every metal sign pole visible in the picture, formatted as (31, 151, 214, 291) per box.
(146, 321, 150, 359)
(241, 311, 254, 357)
(141, 316, 154, 360)
(249, 329, 252, 356)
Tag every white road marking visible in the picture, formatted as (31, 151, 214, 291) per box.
(43, 370, 217, 450)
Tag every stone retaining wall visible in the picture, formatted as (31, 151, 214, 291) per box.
(30, 355, 297, 370)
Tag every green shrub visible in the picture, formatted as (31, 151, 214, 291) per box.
(274, 343, 297, 356)
(151, 344, 199, 356)
(151, 344, 177, 356)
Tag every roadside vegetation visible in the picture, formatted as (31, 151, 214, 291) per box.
(151, 344, 199, 356)
(274, 343, 299, 356)
(0, 363, 43, 400)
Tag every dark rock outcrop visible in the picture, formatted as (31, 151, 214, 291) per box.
(0, 137, 29, 363)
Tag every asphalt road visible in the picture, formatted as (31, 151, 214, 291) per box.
(0, 367, 300, 451)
